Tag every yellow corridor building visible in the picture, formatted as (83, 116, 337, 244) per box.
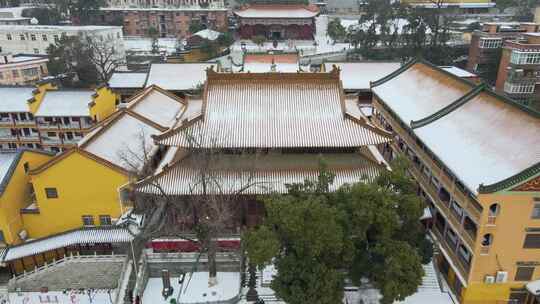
(372, 59, 540, 304)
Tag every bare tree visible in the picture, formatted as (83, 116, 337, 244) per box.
(86, 35, 125, 83)
(120, 121, 262, 290)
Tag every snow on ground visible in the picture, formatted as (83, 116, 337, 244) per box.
(8, 290, 116, 304)
(124, 37, 180, 54)
(142, 272, 241, 304)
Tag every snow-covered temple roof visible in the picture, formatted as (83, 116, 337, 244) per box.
(372, 59, 540, 194)
(154, 68, 392, 148)
(234, 4, 319, 19)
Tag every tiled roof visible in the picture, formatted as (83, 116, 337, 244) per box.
(155, 70, 391, 148)
(3, 227, 133, 261)
(136, 153, 384, 196)
(108, 72, 147, 89)
(35, 90, 94, 117)
(145, 63, 216, 91)
(372, 61, 473, 124)
(413, 90, 540, 193)
(325, 62, 401, 91)
(372, 59, 540, 194)
(0, 87, 34, 112)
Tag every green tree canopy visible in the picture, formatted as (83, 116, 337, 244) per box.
(245, 158, 431, 304)
(46, 36, 99, 87)
(189, 20, 206, 34)
(327, 18, 347, 42)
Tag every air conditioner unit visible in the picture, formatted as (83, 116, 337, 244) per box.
(495, 271, 508, 283)
(18, 229, 28, 240)
(484, 275, 495, 284)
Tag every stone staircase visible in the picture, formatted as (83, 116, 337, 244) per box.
(9, 255, 127, 292)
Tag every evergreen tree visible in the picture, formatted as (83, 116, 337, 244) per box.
(245, 158, 430, 304)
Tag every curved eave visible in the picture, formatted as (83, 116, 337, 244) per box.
(370, 58, 417, 88)
(478, 162, 540, 194)
(410, 83, 485, 129)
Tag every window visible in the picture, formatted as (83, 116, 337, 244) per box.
(532, 203, 540, 219)
(99, 215, 112, 226)
(515, 266, 535, 281)
(11, 70, 19, 78)
(53, 34, 59, 42)
(33, 48, 39, 54)
(479, 38, 503, 49)
(6, 34, 11, 40)
(82, 215, 94, 226)
(22, 67, 38, 77)
(47, 132, 56, 137)
(45, 187, 58, 199)
(30, 34, 36, 41)
(42, 34, 47, 41)
(523, 234, 540, 248)
(19, 34, 25, 40)
(23, 162, 29, 173)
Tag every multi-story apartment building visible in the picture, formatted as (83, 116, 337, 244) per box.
(495, 33, 540, 109)
(0, 25, 125, 56)
(94, 8, 228, 38)
(371, 59, 540, 304)
(467, 22, 539, 78)
(0, 82, 118, 153)
(93, 0, 227, 38)
(0, 53, 48, 85)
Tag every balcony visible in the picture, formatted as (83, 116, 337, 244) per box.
(37, 122, 61, 130)
(431, 224, 471, 279)
(41, 137, 62, 144)
(0, 119, 13, 126)
(0, 133, 17, 141)
(401, 145, 477, 249)
(62, 138, 80, 145)
(373, 100, 483, 220)
(14, 119, 36, 127)
(18, 135, 40, 142)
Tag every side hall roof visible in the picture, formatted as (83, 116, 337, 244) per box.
(2, 227, 133, 262)
(154, 68, 392, 149)
(371, 59, 540, 194)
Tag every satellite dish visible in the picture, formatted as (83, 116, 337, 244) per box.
(30, 17, 38, 25)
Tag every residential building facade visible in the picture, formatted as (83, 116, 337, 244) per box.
(92, 7, 228, 38)
(467, 22, 539, 79)
(495, 33, 540, 109)
(371, 59, 540, 304)
(0, 25, 125, 56)
(0, 83, 118, 153)
(0, 53, 48, 85)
